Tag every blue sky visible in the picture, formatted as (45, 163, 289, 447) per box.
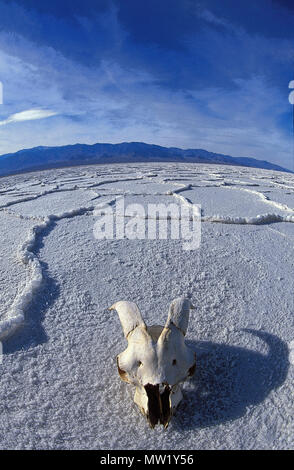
(0, 0, 294, 168)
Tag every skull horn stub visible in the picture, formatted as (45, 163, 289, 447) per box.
(144, 383, 171, 428)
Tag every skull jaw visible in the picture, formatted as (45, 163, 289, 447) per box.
(134, 384, 183, 429)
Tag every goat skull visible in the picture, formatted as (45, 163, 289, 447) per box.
(110, 297, 196, 428)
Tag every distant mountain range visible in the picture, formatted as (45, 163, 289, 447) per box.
(0, 141, 292, 176)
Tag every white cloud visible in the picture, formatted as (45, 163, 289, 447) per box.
(0, 108, 58, 126)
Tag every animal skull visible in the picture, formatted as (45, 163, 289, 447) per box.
(110, 297, 196, 428)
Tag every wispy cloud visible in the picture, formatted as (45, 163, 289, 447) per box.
(0, 108, 58, 126)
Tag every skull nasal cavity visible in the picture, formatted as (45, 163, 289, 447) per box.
(145, 384, 160, 428)
(145, 383, 171, 428)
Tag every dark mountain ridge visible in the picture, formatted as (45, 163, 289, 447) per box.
(0, 141, 291, 176)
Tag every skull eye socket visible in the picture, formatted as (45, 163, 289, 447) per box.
(138, 361, 142, 367)
(172, 359, 177, 365)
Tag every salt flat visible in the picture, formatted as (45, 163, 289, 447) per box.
(0, 162, 293, 449)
